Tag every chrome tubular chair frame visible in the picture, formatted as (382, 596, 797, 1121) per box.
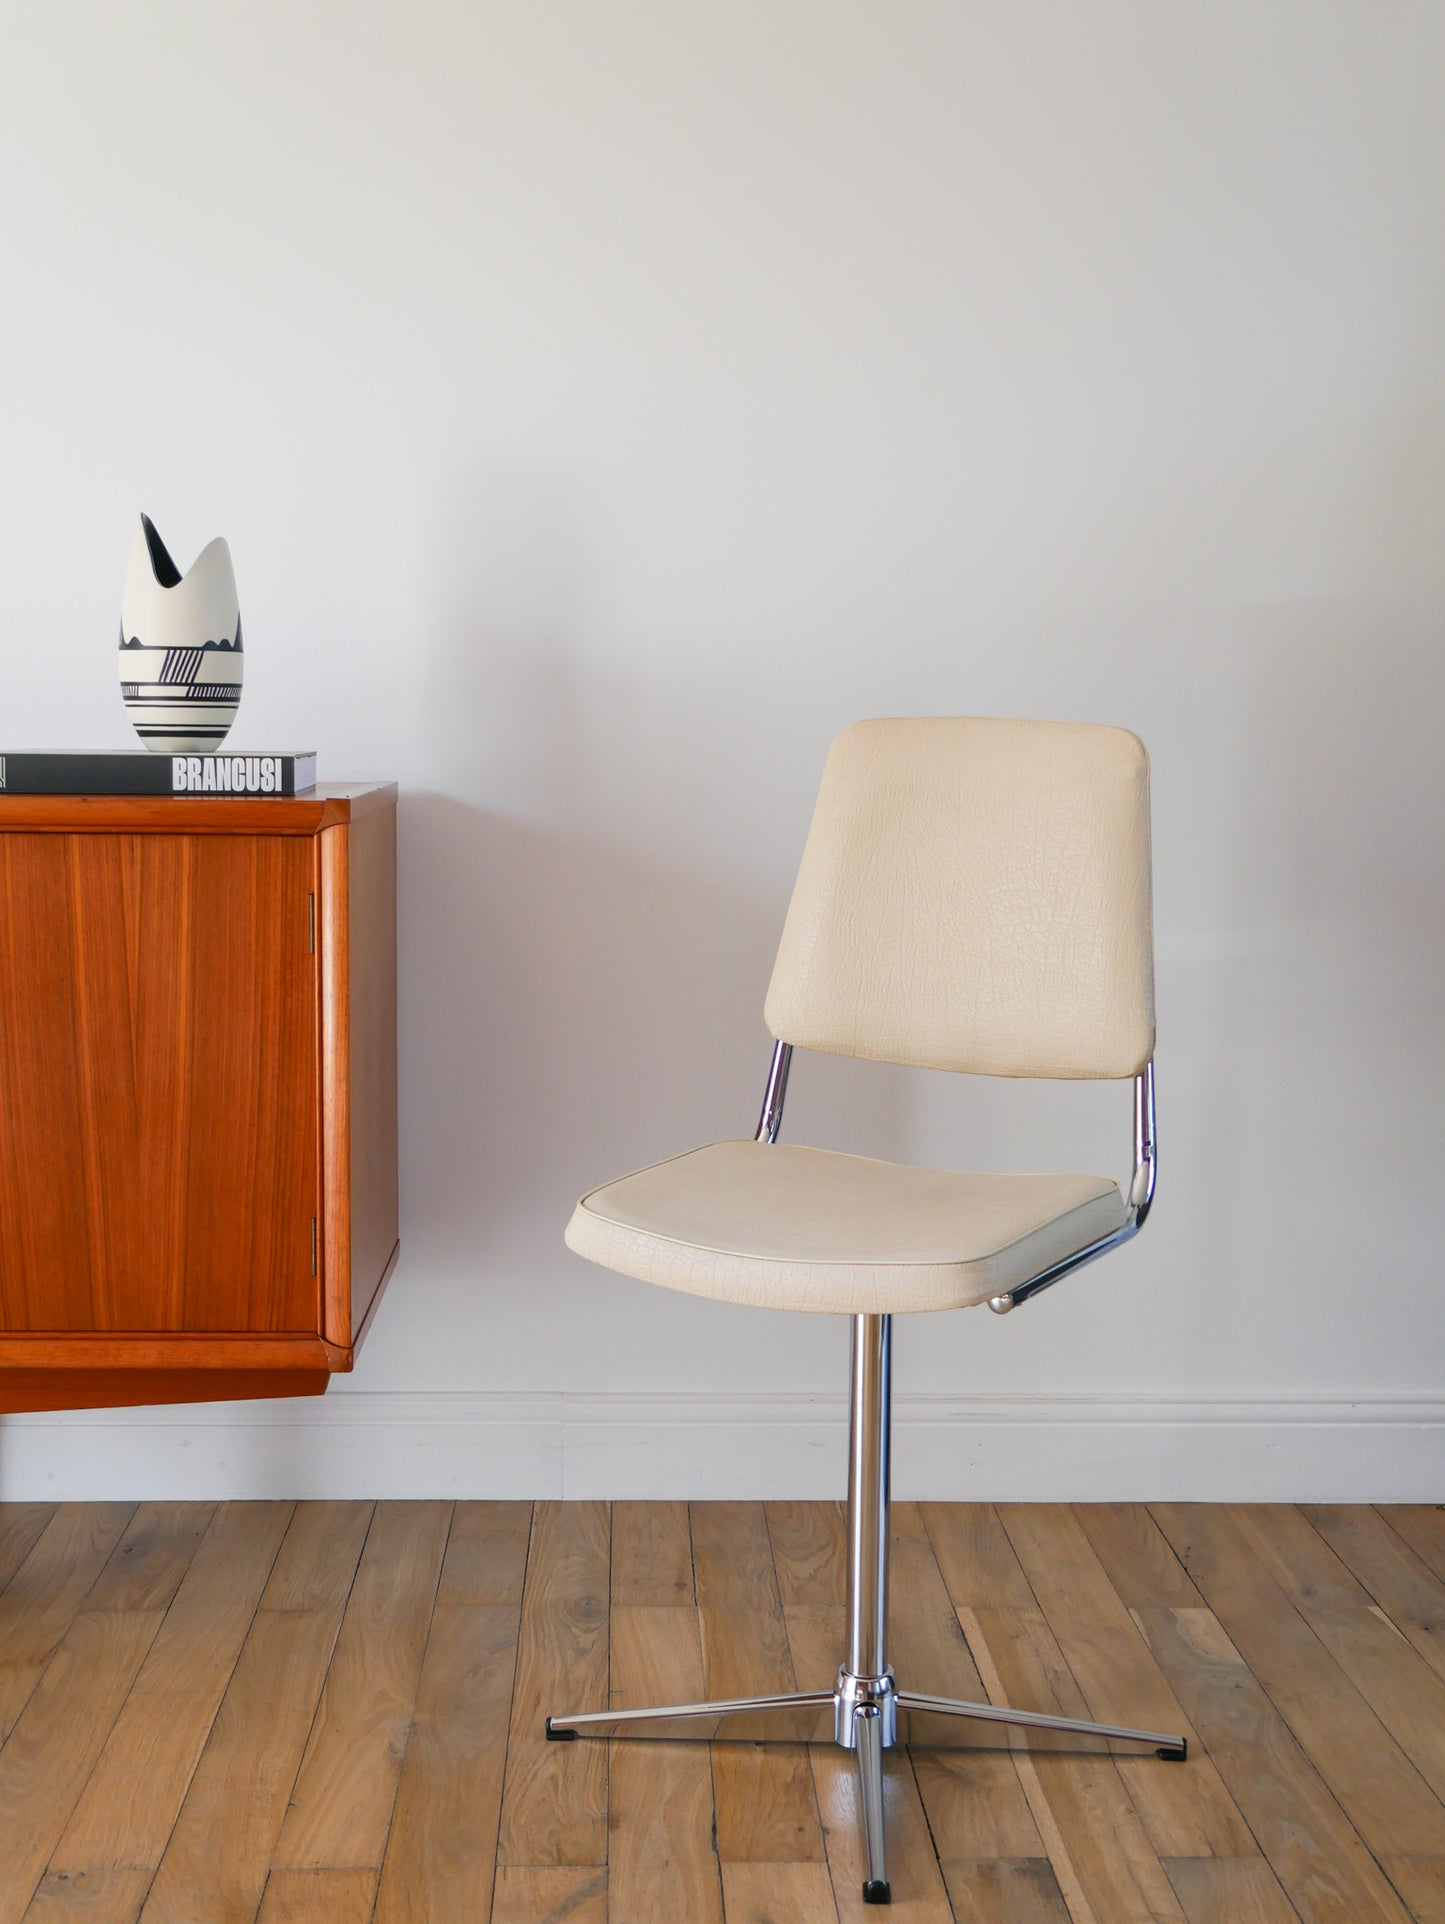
(546, 1045, 1183, 1907)
(989, 1055, 1156, 1312)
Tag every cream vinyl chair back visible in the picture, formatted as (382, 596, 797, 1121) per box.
(764, 716, 1155, 1082)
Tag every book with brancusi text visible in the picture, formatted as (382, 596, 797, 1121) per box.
(0, 751, 318, 796)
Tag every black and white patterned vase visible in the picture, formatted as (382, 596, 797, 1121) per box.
(119, 515, 243, 753)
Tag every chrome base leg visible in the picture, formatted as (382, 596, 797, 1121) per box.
(545, 1689, 835, 1741)
(898, 1689, 1187, 1760)
(854, 1702, 890, 1904)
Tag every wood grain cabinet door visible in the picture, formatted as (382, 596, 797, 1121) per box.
(0, 832, 319, 1334)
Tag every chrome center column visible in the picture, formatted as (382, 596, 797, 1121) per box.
(836, 1313, 897, 1751)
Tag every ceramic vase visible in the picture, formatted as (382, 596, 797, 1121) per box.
(119, 515, 243, 753)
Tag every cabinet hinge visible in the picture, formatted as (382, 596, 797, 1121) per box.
(311, 1217, 318, 1275)
(307, 893, 315, 954)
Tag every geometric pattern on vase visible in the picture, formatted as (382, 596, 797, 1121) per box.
(118, 514, 243, 753)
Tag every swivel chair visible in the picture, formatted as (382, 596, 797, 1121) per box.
(547, 717, 1184, 1906)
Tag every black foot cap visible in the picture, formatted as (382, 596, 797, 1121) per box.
(545, 1718, 576, 1741)
(1157, 1740, 1188, 1762)
(862, 1879, 891, 1905)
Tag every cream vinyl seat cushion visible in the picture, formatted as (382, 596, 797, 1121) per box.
(565, 1139, 1128, 1316)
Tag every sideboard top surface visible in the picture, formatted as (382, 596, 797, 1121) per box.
(0, 781, 396, 835)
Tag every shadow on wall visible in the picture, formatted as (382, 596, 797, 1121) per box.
(385, 463, 915, 1325)
(394, 793, 912, 1295)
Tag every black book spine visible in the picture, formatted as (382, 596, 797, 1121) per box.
(0, 754, 315, 797)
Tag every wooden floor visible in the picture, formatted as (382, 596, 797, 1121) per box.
(0, 1502, 1442, 1922)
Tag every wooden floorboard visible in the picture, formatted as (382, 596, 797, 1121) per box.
(1384, 1509, 1445, 1589)
(371, 1508, 530, 1924)
(139, 1502, 373, 1924)
(0, 1507, 57, 1598)
(874, 1504, 1019, 1917)
(490, 1865, 607, 1923)
(1129, 1602, 1413, 1923)
(23, 1868, 152, 1924)
(0, 1609, 162, 1924)
(939, 1856, 1073, 1923)
(998, 1502, 1255, 1860)
(964, 1602, 1191, 1922)
(271, 1500, 451, 1872)
(1302, 1505, 1445, 1690)
(0, 1501, 1440, 1922)
(55, 1503, 294, 1875)
(721, 1861, 840, 1921)
(1231, 1504, 1445, 1811)
(255, 1869, 378, 1924)
(694, 1500, 827, 1869)
(496, 1502, 610, 1871)
(1152, 1504, 1445, 1864)
(1162, 1854, 1302, 1923)
(0, 1505, 135, 1742)
(608, 1603, 722, 1921)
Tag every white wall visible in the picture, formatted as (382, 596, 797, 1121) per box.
(1, 0, 1441, 1500)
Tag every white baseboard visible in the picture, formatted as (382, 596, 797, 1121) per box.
(2, 1390, 1441, 1502)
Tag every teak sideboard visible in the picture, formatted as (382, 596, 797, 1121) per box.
(0, 783, 398, 1414)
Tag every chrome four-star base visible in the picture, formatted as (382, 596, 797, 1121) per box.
(546, 1310, 1186, 1904)
(546, 1677, 1184, 1907)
